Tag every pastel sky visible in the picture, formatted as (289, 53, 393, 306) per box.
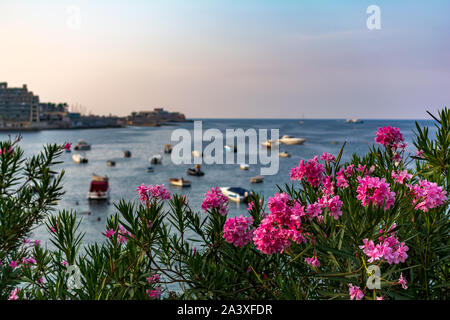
(1, 0, 449, 119)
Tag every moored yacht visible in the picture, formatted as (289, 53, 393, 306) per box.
(220, 187, 251, 203)
(87, 174, 110, 200)
(74, 139, 91, 151)
(278, 135, 306, 145)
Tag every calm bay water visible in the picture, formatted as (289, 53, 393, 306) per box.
(0, 118, 434, 247)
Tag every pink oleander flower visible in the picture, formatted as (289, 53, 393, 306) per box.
(306, 202, 323, 221)
(393, 152, 402, 163)
(201, 187, 229, 216)
(137, 184, 171, 204)
(392, 170, 412, 184)
(146, 274, 160, 284)
(377, 296, 384, 300)
(253, 214, 291, 255)
(359, 232, 409, 265)
(102, 228, 115, 238)
(326, 195, 343, 220)
(321, 176, 335, 197)
(320, 152, 336, 164)
(117, 224, 132, 244)
(10, 260, 18, 268)
(247, 201, 254, 211)
(223, 215, 255, 247)
(375, 126, 404, 148)
(61, 260, 68, 267)
(8, 289, 20, 300)
(305, 254, 320, 268)
(253, 193, 306, 255)
(356, 176, 395, 210)
(290, 155, 325, 187)
(398, 272, 408, 290)
(34, 240, 41, 247)
(147, 287, 162, 299)
(21, 257, 36, 266)
(336, 168, 349, 189)
(408, 179, 447, 212)
(356, 164, 375, 175)
(349, 283, 364, 300)
(416, 149, 424, 159)
(0, 260, 2, 266)
(63, 142, 71, 151)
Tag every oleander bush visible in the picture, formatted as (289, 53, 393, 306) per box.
(1, 108, 448, 300)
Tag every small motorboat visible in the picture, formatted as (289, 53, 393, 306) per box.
(250, 175, 264, 184)
(224, 144, 237, 153)
(220, 187, 251, 203)
(107, 160, 116, 167)
(74, 140, 91, 151)
(240, 163, 249, 171)
(168, 177, 191, 187)
(192, 150, 203, 158)
(346, 118, 364, 124)
(278, 135, 306, 145)
(123, 150, 132, 158)
(149, 154, 162, 165)
(72, 153, 88, 164)
(164, 144, 173, 154)
(279, 151, 291, 158)
(186, 165, 204, 176)
(261, 140, 273, 149)
(146, 166, 154, 173)
(87, 174, 110, 200)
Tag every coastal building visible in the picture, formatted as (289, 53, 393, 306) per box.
(0, 82, 40, 129)
(127, 108, 187, 126)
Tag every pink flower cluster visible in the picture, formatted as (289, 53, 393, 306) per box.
(223, 215, 255, 247)
(375, 126, 404, 148)
(324, 195, 343, 220)
(290, 156, 325, 187)
(201, 187, 229, 216)
(359, 231, 409, 265)
(408, 179, 447, 212)
(146, 287, 162, 299)
(305, 254, 320, 268)
(253, 193, 305, 255)
(146, 274, 160, 284)
(391, 170, 412, 184)
(102, 224, 133, 244)
(356, 176, 395, 210)
(8, 288, 20, 300)
(320, 152, 336, 164)
(349, 284, 364, 300)
(136, 184, 171, 203)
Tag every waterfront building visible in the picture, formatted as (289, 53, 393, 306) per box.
(127, 108, 187, 126)
(0, 82, 40, 129)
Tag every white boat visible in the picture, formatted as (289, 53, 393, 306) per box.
(87, 174, 109, 200)
(261, 140, 274, 148)
(74, 140, 91, 151)
(220, 187, 251, 203)
(278, 135, 306, 145)
(346, 118, 364, 124)
(168, 177, 191, 187)
(279, 151, 291, 158)
(149, 154, 162, 165)
(240, 163, 249, 170)
(72, 153, 88, 164)
(192, 150, 203, 158)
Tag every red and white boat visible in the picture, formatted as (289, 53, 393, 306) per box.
(87, 174, 110, 200)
